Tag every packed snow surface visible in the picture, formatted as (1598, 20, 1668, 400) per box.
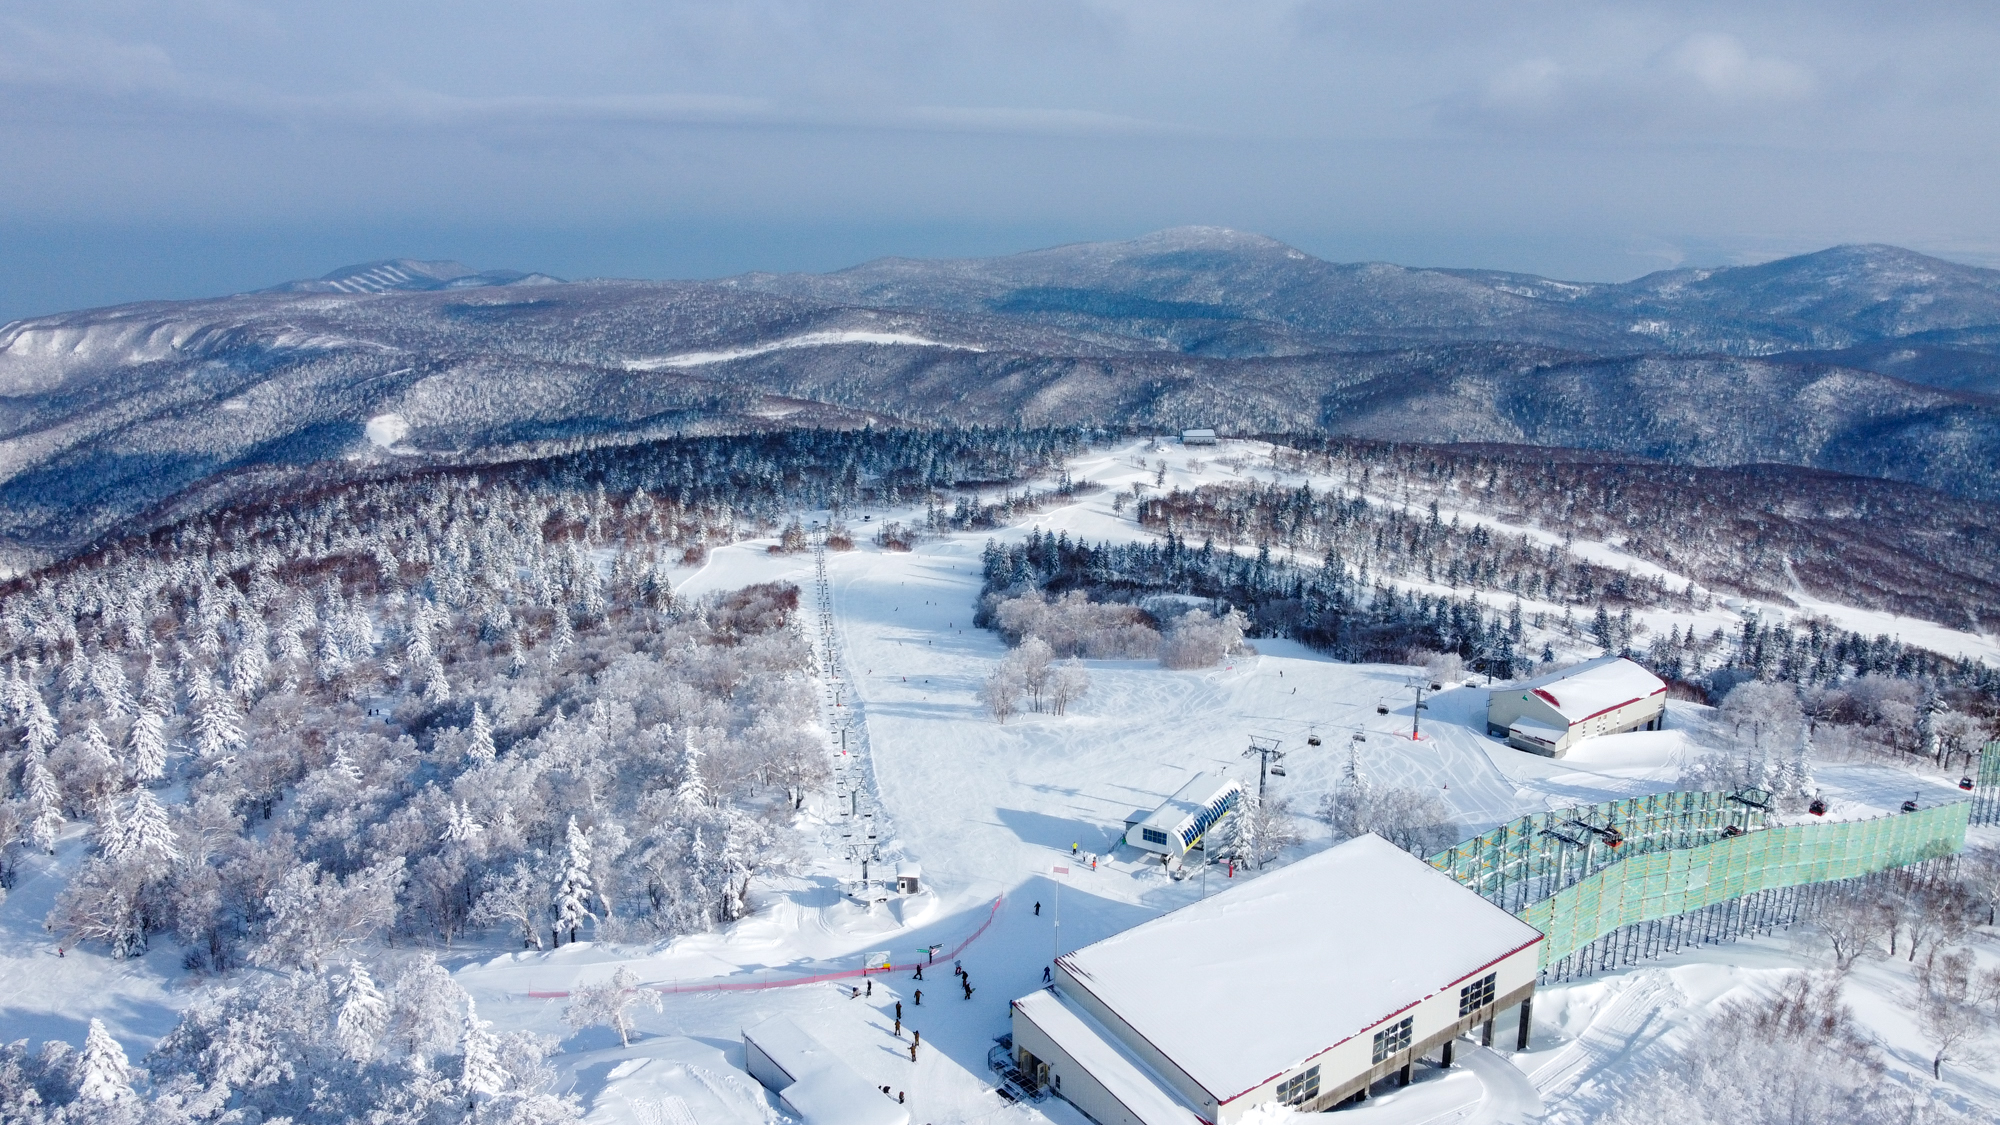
(625, 331, 984, 370)
(3, 438, 1994, 1125)
(364, 412, 410, 448)
(1058, 835, 1543, 1102)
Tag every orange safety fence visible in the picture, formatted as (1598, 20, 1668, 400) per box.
(526, 894, 1005, 998)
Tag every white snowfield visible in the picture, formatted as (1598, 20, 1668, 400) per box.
(2, 438, 1994, 1124)
(624, 330, 985, 370)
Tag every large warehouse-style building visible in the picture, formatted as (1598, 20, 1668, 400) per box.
(1009, 834, 1544, 1123)
(1486, 655, 1667, 757)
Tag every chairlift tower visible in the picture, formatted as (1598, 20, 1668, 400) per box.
(1409, 675, 1439, 740)
(1243, 736, 1286, 801)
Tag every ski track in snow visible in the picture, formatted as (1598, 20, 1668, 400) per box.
(6, 437, 1997, 1124)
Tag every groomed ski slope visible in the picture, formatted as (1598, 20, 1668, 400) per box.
(1, 439, 1994, 1123)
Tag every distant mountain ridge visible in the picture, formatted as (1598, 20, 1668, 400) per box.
(0, 228, 1998, 565)
(262, 258, 564, 295)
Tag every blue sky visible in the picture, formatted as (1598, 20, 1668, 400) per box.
(3, 1, 1997, 321)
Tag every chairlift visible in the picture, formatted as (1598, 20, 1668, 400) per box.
(1808, 798, 1828, 816)
(1722, 824, 1745, 838)
(1306, 729, 1322, 747)
(1429, 681, 1443, 692)
(1376, 701, 1390, 715)
(1901, 798, 1920, 813)
(1269, 765, 1287, 778)
(1959, 777, 1976, 791)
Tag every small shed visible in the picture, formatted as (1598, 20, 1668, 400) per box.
(1124, 773, 1242, 859)
(895, 863, 922, 895)
(1181, 428, 1218, 446)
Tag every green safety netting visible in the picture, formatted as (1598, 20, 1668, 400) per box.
(1429, 791, 1969, 968)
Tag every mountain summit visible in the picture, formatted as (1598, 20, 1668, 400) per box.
(262, 258, 562, 295)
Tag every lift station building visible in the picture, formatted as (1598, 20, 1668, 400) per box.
(1485, 655, 1667, 757)
(1010, 833, 1543, 1123)
(1122, 773, 1243, 862)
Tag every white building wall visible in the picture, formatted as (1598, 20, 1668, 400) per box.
(1214, 943, 1540, 1121)
(1011, 1008, 1159, 1125)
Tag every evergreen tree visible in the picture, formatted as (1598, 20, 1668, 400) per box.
(460, 998, 508, 1099)
(75, 1018, 135, 1102)
(191, 691, 245, 762)
(334, 960, 390, 1063)
(465, 703, 496, 765)
(553, 816, 595, 945)
(127, 706, 168, 783)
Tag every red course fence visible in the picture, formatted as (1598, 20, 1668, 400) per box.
(526, 894, 1006, 999)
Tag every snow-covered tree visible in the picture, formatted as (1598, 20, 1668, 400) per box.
(553, 816, 595, 945)
(466, 702, 497, 765)
(254, 859, 404, 971)
(442, 801, 485, 845)
(979, 662, 1023, 723)
(126, 706, 168, 783)
(471, 861, 548, 950)
(116, 790, 181, 868)
(74, 1018, 136, 1101)
(1048, 656, 1091, 716)
(461, 997, 509, 1099)
(23, 754, 64, 851)
(334, 960, 390, 1063)
(562, 966, 660, 1048)
(190, 691, 246, 762)
(390, 955, 467, 1062)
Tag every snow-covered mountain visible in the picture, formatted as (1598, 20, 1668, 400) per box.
(2, 229, 1999, 564)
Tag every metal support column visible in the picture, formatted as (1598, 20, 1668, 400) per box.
(1482, 1018, 1494, 1047)
(1516, 998, 1533, 1051)
(1439, 1040, 1454, 1069)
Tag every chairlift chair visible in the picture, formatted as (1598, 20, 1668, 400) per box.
(1268, 764, 1287, 777)
(1808, 798, 1828, 816)
(1429, 681, 1443, 692)
(1901, 797, 1920, 813)
(1959, 777, 1976, 791)
(1376, 701, 1390, 715)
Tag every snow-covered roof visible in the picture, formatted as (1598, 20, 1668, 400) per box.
(1015, 990, 1204, 1125)
(1055, 834, 1542, 1105)
(743, 1016, 909, 1125)
(1135, 772, 1243, 848)
(1504, 656, 1665, 724)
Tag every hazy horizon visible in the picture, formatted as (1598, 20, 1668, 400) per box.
(6, 2, 1998, 322)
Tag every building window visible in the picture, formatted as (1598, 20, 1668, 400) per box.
(1459, 973, 1497, 1016)
(1371, 1017, 1413, 1064)
(1276, 1065, 1319, 1106)
(1141, 828, 1169, 846)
